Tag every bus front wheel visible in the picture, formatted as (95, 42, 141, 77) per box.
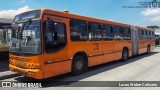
(72, 55, 86, 75)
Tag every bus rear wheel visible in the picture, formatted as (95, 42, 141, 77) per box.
(147, 46, 150, 54)
(72, 55, 86, 75)
(121, 49, 128, 62)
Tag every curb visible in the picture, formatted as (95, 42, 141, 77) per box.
(0, 71, 20, 80)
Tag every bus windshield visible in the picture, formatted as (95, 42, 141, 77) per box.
(10, 20, 41, 55)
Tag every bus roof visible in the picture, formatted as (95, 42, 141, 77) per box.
(136, 26, 154, 31)
(17, 8, 152, 30)
(41, 8, 131, 27)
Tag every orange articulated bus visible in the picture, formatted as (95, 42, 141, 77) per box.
(9, 9, 155, 79)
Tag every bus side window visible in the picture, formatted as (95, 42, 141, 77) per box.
(113, 25, 123, 40)
(149, 31, 151, 39)
(141, 30, 144, 40)
(147, 30, 150, 39)
(55, 23, 66, 41)
(138, 30, 141, 40)
(145, 30, 148, 39)
(151, 31, 153, 39)
(143, 30, 145, 40)
(146, 30, 148, 39)
(152, 31, 155, 39)
(70, 19, 87, 41)
(123, 27, 131, 40)
(88, 22, 102, 41)
(145, 30, 147, 40)
(45, 21, 67, 52)
(102, 24, 113, 40)
(45, 21, 54, 42)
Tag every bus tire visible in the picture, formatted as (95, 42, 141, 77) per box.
(147, 45, 150, 54)
(121, 49, 128, 62)
(72, 55, 86, 75)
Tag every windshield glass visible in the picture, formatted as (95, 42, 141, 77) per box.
(13, 10, 40, 23)
(10, 20, 41, 55)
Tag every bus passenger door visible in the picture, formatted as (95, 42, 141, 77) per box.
(113, 26, 124, 60)
(102, 24, 114, 63)
(88, 23, 103, 67)
(43, 15, 70, 78)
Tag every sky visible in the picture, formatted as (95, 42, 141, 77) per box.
(0, 0, 160, 32)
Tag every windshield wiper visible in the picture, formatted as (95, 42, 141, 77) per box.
(19, 19, 32, 52)
(20, 19, 32, 39)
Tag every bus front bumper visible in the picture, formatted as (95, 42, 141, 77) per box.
(9, 64, 43, 79)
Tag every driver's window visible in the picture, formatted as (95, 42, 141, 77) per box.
(45, 21, 54, 42)
(45, 21, 67, 52)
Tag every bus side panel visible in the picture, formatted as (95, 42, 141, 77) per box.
(88, 55, 104, 67)
(69, 42, 89, 59)
(102, 41, 114, 63)
(151, 39, 156, 51)
(138, 40, 145, 54)
(87, 42, 104, 67)
(123, 40, 132, 57)
(145, 40, 149, 52)
(113, 41, 123, 60)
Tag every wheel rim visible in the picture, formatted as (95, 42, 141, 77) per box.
(76, 61, 83, 70)
(147, 47, 150, 53)
(123, 50, 128, 60)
